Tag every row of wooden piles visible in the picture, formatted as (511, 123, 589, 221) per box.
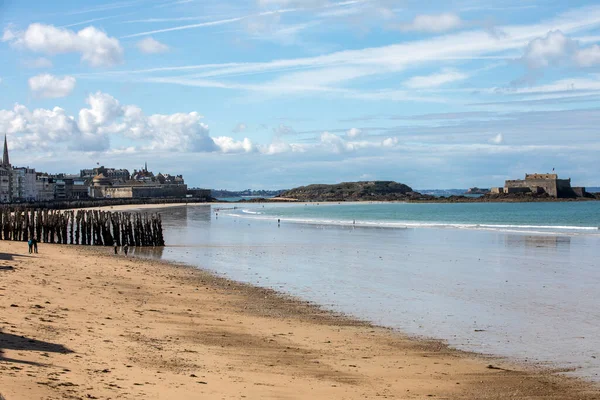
(0, 209, 165, 247)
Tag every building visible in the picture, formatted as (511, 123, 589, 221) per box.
(12, 167, 37, 201)
(0, 135, 40, 202)
(35, 175, 55, 201)
(491, 173, 587, 198)
(52, 174, 89, 200)
(81, 167, 130, 182)
(89, 173, 188, 199)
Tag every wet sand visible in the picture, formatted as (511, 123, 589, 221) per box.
(0, 240, 598, 399)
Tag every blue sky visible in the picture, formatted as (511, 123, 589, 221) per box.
(1, 0, 600, 189)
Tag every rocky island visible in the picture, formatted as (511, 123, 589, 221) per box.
(276, 181, 434, 202)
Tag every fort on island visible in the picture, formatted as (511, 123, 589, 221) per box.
(491, 173, 587, 198)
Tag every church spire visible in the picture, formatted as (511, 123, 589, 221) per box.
(2, 135, 9, 167)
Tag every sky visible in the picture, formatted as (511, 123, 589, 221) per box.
(1, 0, 600, 190)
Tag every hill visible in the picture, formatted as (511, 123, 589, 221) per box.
(277, 181, 432, 202)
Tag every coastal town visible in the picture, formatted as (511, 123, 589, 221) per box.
(0, 136, 209, 203)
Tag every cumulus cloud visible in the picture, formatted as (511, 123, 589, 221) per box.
(136, 37, 169, 54)
(382, 137, 399, 147)
(404, 69, 468, 89)
(78, 92, 123, 134)
(259, 139, 302, 155)
(0, 91, 408, 157)
(213, 136, 255, 153)
(400, 13, 462, 33)
(3, 23, 123, 67)
(489, 133, 504, 144)
(346, 127, 362, 138)
(522, 30, 600, 69)
(0, 104, 80, 151)
(28, 74, 76, 98)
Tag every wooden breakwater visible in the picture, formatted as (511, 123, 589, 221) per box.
(0, 209, 164, 247)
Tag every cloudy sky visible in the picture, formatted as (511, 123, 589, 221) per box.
(1, 0, 600, 189)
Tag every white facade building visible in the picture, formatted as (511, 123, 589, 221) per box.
(0, 135, 40, 202)
(12, 167, 37, 201)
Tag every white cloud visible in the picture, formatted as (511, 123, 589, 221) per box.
(574, 44, 600, 67)
(382, 137, 399, 147)
(0, 92, 219, 153)
(28, 74, 76, 98)
(0, 104, 80, 151)
(213, 136, 256, 153)
(23, 57, 53, 69)
(522, 30, 576, 68)
(400, 13, 462, 33)
(489, 133, 504, 144)
(3, 23, 123, 67)
(346, 127, 362, 138)
(136, 37, 169, 54)
(78, 92, 123, 134)
(321, 131, 354, 153)
(320, 131, 399, 153)
(143, 113, 215, 152)
(522, 30, 600, 69)
(259, 139, 304, 154)
(404, 69, 468, 89)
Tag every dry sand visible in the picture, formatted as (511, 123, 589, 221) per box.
(0, 240, 598, 400)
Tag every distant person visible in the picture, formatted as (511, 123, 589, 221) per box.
(123, 244, 129, 256)
(114, 244, 118, 255)
(32, 238, 38, 253)
(278, 219, 280, 227)
(27, 238, 33, 254)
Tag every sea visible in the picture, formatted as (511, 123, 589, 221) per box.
(131, 201, 600, 381)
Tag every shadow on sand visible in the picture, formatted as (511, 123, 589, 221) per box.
(0, 253, 35, 261)
(0, 330, 73, 366)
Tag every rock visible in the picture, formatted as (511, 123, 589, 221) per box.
(277, 181, 432, 202)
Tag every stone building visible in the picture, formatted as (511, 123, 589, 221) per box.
(35, 175, 56, 201)
(89, 173, 188, 199)
(491, 173, 586, 198)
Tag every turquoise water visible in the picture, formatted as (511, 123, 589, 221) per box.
(224, 201, 600, 234)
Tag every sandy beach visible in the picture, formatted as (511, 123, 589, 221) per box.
(0, 240, 598, 400)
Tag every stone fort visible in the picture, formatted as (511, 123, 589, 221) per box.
(491, 173, 587, 198)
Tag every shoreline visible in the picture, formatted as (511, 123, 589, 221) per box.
(1, 241, 599, 399)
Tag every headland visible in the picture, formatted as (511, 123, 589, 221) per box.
(1, 240, 598, 399)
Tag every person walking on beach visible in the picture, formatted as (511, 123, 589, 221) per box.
(123, 244, 129, 256)
(32, 237, 38, 253)
(114, 244, 118, 255)
(27, 238, 33, 254)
